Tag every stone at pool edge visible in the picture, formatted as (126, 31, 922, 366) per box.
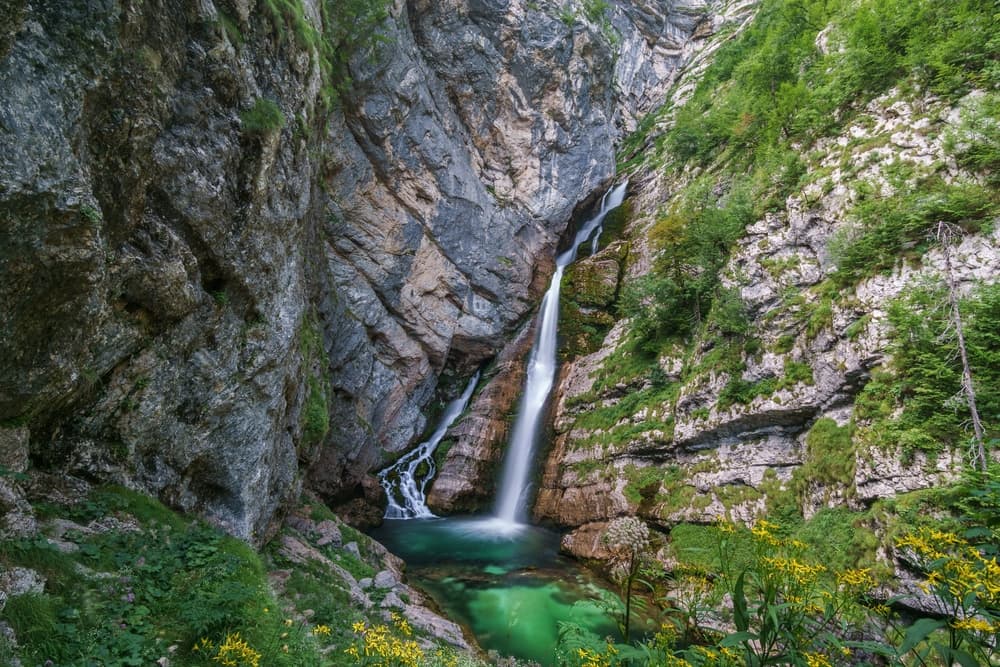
(0, 427, 29, 473)
(374, 570, 399, 589)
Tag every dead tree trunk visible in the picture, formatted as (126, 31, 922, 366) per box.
(937, 222, 987, 472)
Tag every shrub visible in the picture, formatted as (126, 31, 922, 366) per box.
(264, 0, 390, 106)
(240, 98, 285, 136)
(946, 93, 1000, 185)
(792, 418, 855, 500)
(855, 285, 1000, 461)
(832, 178, 996, 286)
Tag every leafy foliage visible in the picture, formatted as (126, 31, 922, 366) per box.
(647, 513, 998, 666)
(620, 179, 755, 354)
(263, 0, 390, 107)
(0, 488, 397, 667)
(664, 0, 1000, 174)
(946, 92, 1000, 184)
(615, 0, 1000, 368)
(855, 285, 1000, 461)
(240, 98, 285, 136)
(831, 178, 996, 287)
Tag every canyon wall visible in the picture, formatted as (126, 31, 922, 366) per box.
(532, 28, 1000, 554)
(427, 0, 1000, 560)
(0, 0, 711, 539)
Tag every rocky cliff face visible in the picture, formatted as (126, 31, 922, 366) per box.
(0, 0, 712, 539)
(424, 0, 734, 512)
(534, 73, 1000, 556)
(428, 1, 754, 512)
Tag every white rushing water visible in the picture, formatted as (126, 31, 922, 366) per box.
(493, 181, 629, 524)
(379, 371, 481, 519)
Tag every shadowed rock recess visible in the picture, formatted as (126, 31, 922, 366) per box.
(0, 0, 711, 540)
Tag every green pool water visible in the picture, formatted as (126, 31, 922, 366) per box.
(371, 518, 624, 665)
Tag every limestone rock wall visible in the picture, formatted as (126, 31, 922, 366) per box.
(536, 85, 1000, 558)
(0, 0, 708, 539)
(426, 0, 742, 513)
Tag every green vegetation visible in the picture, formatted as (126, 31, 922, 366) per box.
(574, 383, 677, 434)
(855, 285, 1000, 461)
(582, 0, 610, 23)
(718, 359, 814, 411)
(559, 250, 625, 360)
(613, 0, 1000, 386)
(791, 418, 856, 501)
(622, 464, 667, 505)
(299, 315, 330, 457)
(3, 487, 492, 667)
(559, 466, 999, 665)
(240, 97, 285, 136)
(618, 179, 755, 356)
(79, 203, 101, 225)
(263, 0, 389, 107)
(1, 486, 327, 667)
(947, 92, 1000, 184)
(830, 177, 996, 287)
(662, 0, 1000, 173)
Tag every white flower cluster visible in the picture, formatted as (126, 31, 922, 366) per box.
(604, 516, 650, 554)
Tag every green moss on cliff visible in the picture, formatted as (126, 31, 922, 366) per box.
(299, 316, 330, 457)
(559, 207, 631, 361)
(718, 359, 814, 411)
(791, 418, 856, 502)
(263, 0, 389, 107)
(240, 97, 286, 136)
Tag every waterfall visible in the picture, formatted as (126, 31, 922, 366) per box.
(493, 181, 629, 524)
(379, 371, 480, 519)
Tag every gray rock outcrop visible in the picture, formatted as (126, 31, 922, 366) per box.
(534, 80, 1000, 557)
(0, 0, 711, 538)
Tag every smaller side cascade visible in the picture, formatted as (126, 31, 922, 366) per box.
(379, 371, 481, 519)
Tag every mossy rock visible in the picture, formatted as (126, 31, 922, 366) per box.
(563, 258, 620, 308)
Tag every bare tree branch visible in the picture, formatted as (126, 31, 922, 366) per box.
(936, 221, 987, 471)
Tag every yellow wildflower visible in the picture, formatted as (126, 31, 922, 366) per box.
(837, 568, 875, 589)
(803, 652, 832, 667)
(952, 617, 996, 633)
(212, 632, 261, 667)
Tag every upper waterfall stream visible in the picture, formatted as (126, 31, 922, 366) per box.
(494, 180, 628, 524)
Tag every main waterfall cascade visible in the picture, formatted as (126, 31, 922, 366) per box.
(379, 371, 481, 519)
(377, 181, 628, 525)
(494, 180, 629, 524)
(372, 182, 632, 665)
